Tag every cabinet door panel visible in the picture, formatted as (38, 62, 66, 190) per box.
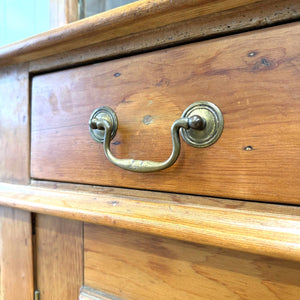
(36, 215, 83, 299)
(84, 223, 300, 300)
(0, 207, 33, 300)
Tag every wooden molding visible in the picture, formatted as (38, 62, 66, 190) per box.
(0, 182, 299, 261)
(1, 0, 299, 67)
(28, 0, 300, 73)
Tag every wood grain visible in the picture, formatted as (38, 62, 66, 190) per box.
(0, 0, 276, 66)
(35, 214, 83, 299)
(29, 0, 300, 73)
(30, 180, 300, 216)
(84, 223, 300, 300)
(0, 182, 299, 262)
(31, 23, 300, 204)
(0, 64, 29, 184)
(0, 207, 34, 300)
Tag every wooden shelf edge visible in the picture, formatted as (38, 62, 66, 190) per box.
(0, 182, 299, 261)
(0, 0, 274, 67)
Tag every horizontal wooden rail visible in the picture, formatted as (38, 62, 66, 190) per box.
(0, 0, 289, 67)
(0, 182, 299, 261)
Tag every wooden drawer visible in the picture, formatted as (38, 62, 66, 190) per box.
(31, 23, 300, 204)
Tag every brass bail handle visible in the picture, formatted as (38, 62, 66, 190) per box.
(89, 101, 223, 173)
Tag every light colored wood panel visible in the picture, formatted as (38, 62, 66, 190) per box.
(0, 207, 34, 300)
(29, 0, 300, 73)
(84, 224, 300, 300)
(0, 64, 29, 184)
(36, 214, 83, 300)
(31, 23, 300, 204)
(80, 286, 122, 300)
(0, 182, 299, 262)
(50, 0, 78, 28)
(0, 0, 271, 66)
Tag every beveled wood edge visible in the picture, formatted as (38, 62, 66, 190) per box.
(28, 0, 300, 74)
(0, 0, 279, 67)
(79, 286, 122, 300)
(0, 182, 299, 261)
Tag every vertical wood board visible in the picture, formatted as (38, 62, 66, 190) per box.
(0, 64, 29, 184)
(0, 207, 34, 300)
(35, 215, 83, 300)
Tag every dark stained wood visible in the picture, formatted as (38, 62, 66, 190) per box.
(0, 64, 29, 184)
(1, 182, 300, 262)
(29, 0, 300, 73)
(0, 207, 34, 300)
(31, 23, 300, 204)
(84, 223, 300, 300)
(35, 214, 83, 299)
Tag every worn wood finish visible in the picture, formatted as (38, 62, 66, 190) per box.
(29, 0, 300, 73)
(84, 224, 300, 300)
(30, 180, 300, 216)
(0, 0, 280, 66)
(0, 182, 299, 262)
(0, 64, 29, 184)
(0, 207, 34, 300)
(50, 0, 78, 28)
(31, 23, 300, 204)
(35, 214, 83, 299)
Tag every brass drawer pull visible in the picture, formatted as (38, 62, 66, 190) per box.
(89, 101, 223, 172)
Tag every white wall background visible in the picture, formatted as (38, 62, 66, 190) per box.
(0, 0, 50, 47)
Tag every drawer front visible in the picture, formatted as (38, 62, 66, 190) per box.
(31, 23, 300, 204)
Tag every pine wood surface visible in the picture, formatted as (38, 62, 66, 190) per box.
(0, 0, 266, 67)
(84, 223, 300, 300)
(31, 23, 300, 204)
(0, 64, 29, 184)
(0, 207, 34, 300)
(35, 214, 83, 299)
(29, 0, 300, 73)
(30, 180, 300, 216)
(0, 182, 299, 262)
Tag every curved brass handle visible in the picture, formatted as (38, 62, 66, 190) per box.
(90, 114, 204, 172)
(89, 102, 223, 173)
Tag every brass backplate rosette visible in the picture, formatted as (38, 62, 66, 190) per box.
(89, 106, 118, 143)
(181, 101, 224, 148)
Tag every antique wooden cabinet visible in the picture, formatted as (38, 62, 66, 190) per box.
(0, 1, 300, 299)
